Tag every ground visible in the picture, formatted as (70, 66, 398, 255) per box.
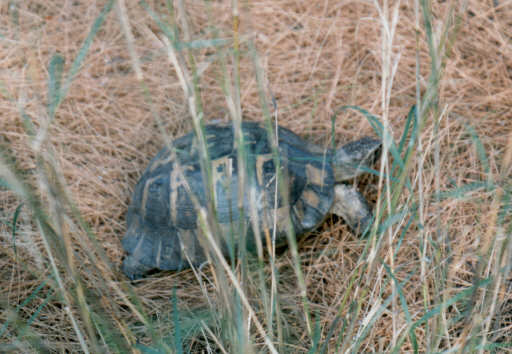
(0, 1, 511, 352)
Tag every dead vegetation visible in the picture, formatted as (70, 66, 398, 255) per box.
(0, 0, 511, 352)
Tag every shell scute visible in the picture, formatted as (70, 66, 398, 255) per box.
(122, 122, 338, 279)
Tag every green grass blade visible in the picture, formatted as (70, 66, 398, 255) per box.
(319, 315, 341, 354)
(308, 316, 322, 354)
(377, 209, 409, 235)
(338, 105, 407, 172)
(180, 38, 230, 49)
(0, 279, 50, 337)
(412, 277, 491, 331)
(10, 202, 23, 255)
(0, 177, 9, 189)
(172, 287, 183, 354)
(383, 263, 418, 352)
(436, 181, 489, 200)
(134, 343, 166, 354)
(47, 54, 64, 119)
(21, 290, 56, 335)
(420, 0, 437, 77)
(0, 81, 36, 136)
(498, 191, 511, 228)
(464, 123, 490, 175)
(392, 105, 416, 192)
(397, 105, 416, 154)
(139, 0, 177, 44)
(58, 0, 114, 110)
(351, 295, 394, 352)
(394, 211, 416, 258)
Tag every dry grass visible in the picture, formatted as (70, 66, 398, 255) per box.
(0, 0, 511, 352)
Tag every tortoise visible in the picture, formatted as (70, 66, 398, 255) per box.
(122, 121, 381, 280)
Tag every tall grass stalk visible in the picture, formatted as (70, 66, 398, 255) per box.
(249, 38, 316, 338)
(0, 2, 155, 352)
(159, 2, 278, 350)
(372, 0, 402, 347)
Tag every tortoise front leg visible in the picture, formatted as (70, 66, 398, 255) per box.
(331, 184, 373, 236)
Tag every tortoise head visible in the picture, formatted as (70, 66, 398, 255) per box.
(333, 137, 381, 182)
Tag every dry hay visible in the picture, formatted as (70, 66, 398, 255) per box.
(0, 0, 511, 352)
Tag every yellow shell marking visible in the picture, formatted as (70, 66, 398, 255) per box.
(211, 156, 234, 206)
(263, 204, 290, 233)
(305, 163, 326, 187)
(302, 189, 321, 210)
(255, 153, 273, 187)
(141, 175, 160, 219)
(169, 165, 193, 225)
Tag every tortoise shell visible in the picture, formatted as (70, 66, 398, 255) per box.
(122, 121, 379, 279)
